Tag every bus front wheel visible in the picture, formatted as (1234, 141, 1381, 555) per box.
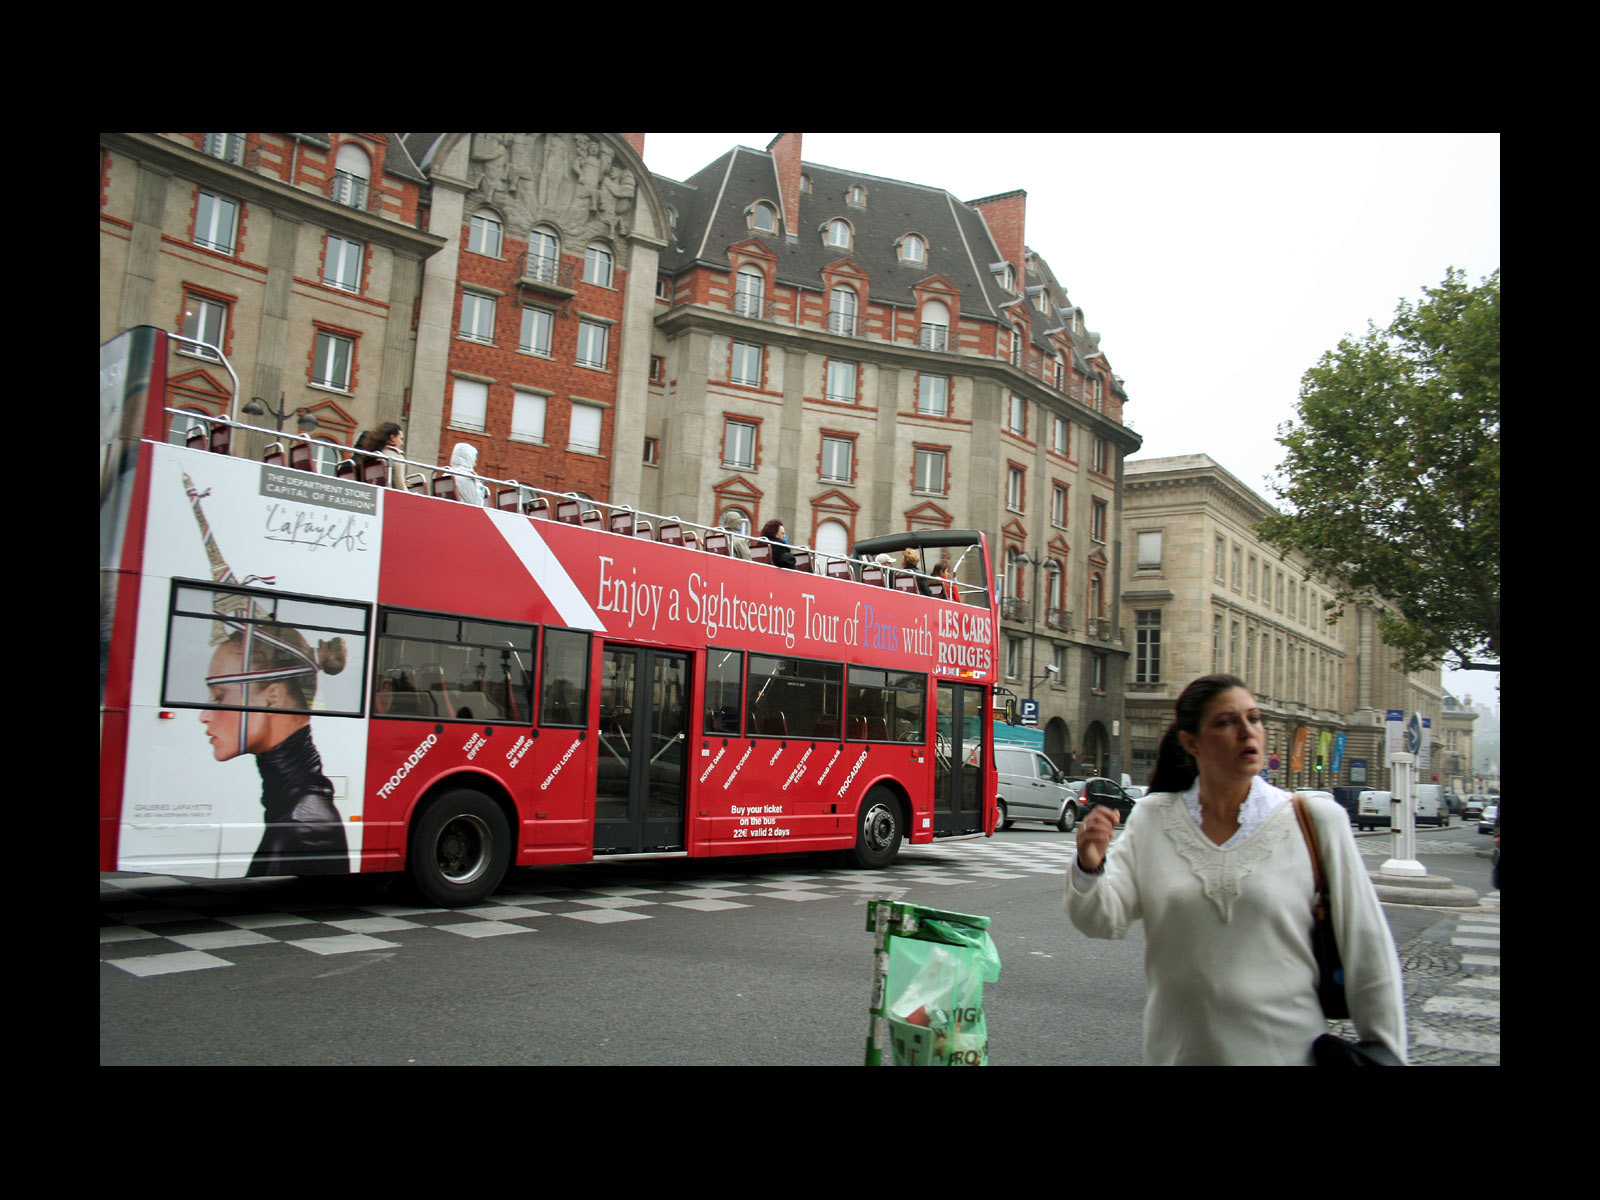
(849, 787, 903, 869)
(409, 789, 511, 907)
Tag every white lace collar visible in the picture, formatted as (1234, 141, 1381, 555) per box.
(1162, 777, 1296, 919)
(1181, 775, 1291, 849)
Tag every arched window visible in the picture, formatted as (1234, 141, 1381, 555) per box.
(828, 285, 857, 336)
(332, 142, 370, 209)
(901, 233, 925, 263)
(469, 209, 502, 257)
(751, 201, 777, 233)
(583, 242, 613, 287)
(167, 408, 210, 444)
(1007, 548, 1027, 603)
(826, 218, 851, 249)
(1011, 323, 1025, 367)
(528, 226, 559, 284)
(312, 438, 342, 477)
(1089, 572, 1104, 618)
(1046, 560, 1065, 612)
(721, 507, 751, 536)
(815, 519, 849, 569)
(919, 299, 949, 352)
(734, 266, 764, 318)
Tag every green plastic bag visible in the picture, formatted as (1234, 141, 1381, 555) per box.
(884, 917, 1002, 1066)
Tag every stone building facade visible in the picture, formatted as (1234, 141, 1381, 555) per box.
(399, 134, 669, 495)
(99, 131, 1144, 779)
(642, 134, 1142, 778)
(99, 133, 445, 462)
(1120, 454, 1442, 793)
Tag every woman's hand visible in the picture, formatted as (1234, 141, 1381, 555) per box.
(1075, 804, 1121, 871)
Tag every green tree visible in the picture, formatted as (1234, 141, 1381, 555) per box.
(1257, 268, 1499, 674)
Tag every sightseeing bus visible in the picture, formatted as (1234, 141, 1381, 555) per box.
(100, 328, 1001, 906)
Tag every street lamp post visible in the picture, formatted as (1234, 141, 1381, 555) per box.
(242, 394, 318, 435)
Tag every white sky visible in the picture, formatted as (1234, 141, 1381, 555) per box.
(642, 133, 1501, 707)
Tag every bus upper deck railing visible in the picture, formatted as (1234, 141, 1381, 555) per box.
(163, 403, 991, 605)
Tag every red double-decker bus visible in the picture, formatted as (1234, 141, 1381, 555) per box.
(101, 328, 1000, 905)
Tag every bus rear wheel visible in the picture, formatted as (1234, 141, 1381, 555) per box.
(849, 787, 902, 869)
(409, 789, 511, 907)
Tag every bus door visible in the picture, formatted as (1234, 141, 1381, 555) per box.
(594, 644, 689, 854)
(934, 682, 986, 836)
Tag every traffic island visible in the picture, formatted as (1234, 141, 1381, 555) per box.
(1368, 870, 1479, 907)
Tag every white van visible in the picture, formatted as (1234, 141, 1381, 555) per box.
(1356, 790, 1392, 831)
(994, 746, 1077, 832)
(1413, 784, 1449, 828)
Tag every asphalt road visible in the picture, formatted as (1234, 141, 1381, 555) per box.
(100, 819, 1496, 1066)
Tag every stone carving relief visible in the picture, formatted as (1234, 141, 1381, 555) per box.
(468, 133, 637, 246)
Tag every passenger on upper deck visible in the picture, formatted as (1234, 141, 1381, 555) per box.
(759, 519, 797, 570)
(901, 547, 933, 596)
(723, 511, 752, 560)
(448, 442, 484, 505)
(354, 422, 403, 487)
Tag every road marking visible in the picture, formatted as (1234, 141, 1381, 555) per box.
(1423, 995, 1500, 1018)
(1411, 1024, 1499, 1055)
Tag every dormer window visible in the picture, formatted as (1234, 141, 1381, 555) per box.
(750, 201, 778, 233)
(1000, 265, 1014, 292)
(847, 185, 866, 207)
(331, 142, 371, 210)
(899, 233, 926, 264)
(205, 133, 245, 165)
(826, 218, 852, 249)
(1035, 288, 1050, 314)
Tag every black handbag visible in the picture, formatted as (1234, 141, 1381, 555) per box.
(1312, 1034, 1403, 1067)
(1292, 797, 1402, 1067)
(1292, 796, 1349, 1019)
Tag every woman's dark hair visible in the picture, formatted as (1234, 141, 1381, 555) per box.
(354, 423, 401, 453)
(759, 519, 784, 542)
(1147, 674, 1250, 793)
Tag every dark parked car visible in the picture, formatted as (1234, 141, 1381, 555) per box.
(1067, 776, 1139, 823)
(1331, 785, 1367, 822)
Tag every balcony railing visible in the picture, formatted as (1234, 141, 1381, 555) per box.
(1046, 608, 1072, 633)
(827, 311, 862, 338)
(733, 292, 774, 320)
(520, 251, 577, 292)
(1002, 598, 1030, 623)
(918, 325, 950, 352)
(329, 171, 369, 211)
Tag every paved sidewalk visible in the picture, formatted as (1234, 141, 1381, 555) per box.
(1325, 889, 1500, 1065)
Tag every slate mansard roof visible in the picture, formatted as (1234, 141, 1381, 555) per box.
(651, 144, 1023, 324)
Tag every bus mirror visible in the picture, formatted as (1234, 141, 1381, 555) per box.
(1004, 698, 1019, 726)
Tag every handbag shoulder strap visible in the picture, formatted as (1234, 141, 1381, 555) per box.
(1292, 795, 1329, 901)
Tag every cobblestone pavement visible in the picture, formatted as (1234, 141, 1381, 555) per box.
(1324, 890, 1500, 1065)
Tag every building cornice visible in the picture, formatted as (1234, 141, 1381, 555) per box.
(654, 301, 1141, 452)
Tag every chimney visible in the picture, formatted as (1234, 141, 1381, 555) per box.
(767, 132, 803, 240)
(969, 189, 1027, 279)
(620, 133, 646, 159)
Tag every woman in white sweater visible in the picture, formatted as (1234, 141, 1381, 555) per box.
(1067, 674, 1406, 1065)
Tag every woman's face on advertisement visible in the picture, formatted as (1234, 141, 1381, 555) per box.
(198, 644, 277, 761)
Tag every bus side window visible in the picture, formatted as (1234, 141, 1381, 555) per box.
(705, 650, 744, 738)
(541, 628, 590, 727)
